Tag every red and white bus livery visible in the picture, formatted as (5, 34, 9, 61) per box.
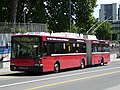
(10, 32, 110, 73)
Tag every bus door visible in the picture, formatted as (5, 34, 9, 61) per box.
(86, 40, 92, 65)
(41, 42, 55, 72)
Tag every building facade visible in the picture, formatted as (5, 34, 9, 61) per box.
(118, 4, 120, 20)
(99, 3, 118, 20)
(99, 3, 120, 41)
(112, 21, 120, 40)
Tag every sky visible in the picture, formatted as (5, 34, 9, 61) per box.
(93, 0, 120, 18)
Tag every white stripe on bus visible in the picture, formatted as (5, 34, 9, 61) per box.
(51, 52, 110, 56)
(51, 53, 87, 56)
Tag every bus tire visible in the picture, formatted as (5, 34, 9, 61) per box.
(54, 63, 60, 73)
(100, 58, 104, 66)
(80, 60, 85, 69)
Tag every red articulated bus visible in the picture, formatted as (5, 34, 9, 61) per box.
(10, 32, 110, 73)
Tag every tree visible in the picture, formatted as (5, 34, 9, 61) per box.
(28, 0, 46, 23)
(93, 21, 112, 40)
(44, 0, 97, 33)
(10, 0, 18, 23)
(0, 0, 11, 22)
(44, 0, 70, 32)
(71, 24, 79, 33)
(16, 0, 46, 23)
(112, 33, 118, 40)
(74, 0, 97, 33)
(16, 0, 26, 23)
(0, 0, 97, 34)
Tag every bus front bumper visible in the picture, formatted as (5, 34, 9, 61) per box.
(10, 65, 43, 72)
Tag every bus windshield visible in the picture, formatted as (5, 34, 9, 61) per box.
(11, 36, 41, 59)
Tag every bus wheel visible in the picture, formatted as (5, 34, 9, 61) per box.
(100, 59, 104, 66)
(54, 63, 60, 73)
(80, 60, 85, 69)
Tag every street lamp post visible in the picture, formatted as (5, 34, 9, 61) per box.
(92, 16, 112, 33)
(23, 11, 26, 26)
(69, 0, 71, 32)
(86, 20, 100, 38)
(23, 4, 28, 27)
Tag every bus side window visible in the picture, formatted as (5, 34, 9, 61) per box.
(103, 45, 109, 52)
(101, 45, 106, 52)
(80, 44, 86, 53)
(92, 44, 95, 52)
(45, 42, 55, 56)
(92, 44, 98, 52)
(98, 45, 101, 52)
(94, 46, 97, 52)
(106, 45, 110, 52)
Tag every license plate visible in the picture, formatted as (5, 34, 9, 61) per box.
(19, 67, 29, 69)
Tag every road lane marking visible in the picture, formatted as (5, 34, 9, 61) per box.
(0, 76, 16, 78)
(26, 71, 120, 90)
(0, 66, 120, 88)
(0, 76, 23, 78)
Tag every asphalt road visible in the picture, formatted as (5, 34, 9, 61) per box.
(0, 61, 120, 90)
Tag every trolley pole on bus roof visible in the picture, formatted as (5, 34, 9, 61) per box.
(69, 0, 72, 32)
(86, 20, 100, 38)
(91, 16, 112, 34)
(86, 16, 112, 39)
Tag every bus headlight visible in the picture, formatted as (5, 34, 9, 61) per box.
(34, 64, 40, 66)
(34, 64, 43, 66)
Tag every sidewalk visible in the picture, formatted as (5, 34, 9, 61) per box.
(110, 54, 120, 61)
(0, 61, 11, 75)
(0, 62, 20, 75)
(0, 61, 10, 68)
(0, 67, 11, 75)
(110, 58, 120, 61)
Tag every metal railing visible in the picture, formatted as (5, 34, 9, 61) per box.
(0, 22, 48, 33)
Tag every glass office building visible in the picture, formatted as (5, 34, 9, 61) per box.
(112, 21, 120, 40)
(99, 3, 118, 21)
(99, 3, 120, 41)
